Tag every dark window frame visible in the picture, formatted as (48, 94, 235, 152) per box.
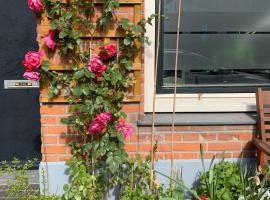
(156, 0, 270, 94)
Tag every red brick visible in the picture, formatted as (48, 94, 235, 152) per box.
(58, 136, 70, 144)
(42, 146, 66, 154)
(201, 133, 217, 141)
(115, 14, 134, 22)
(128, 113, 139, 123)
(172, 153, 181, 159)
(183, 134, 199, 141)
(156, 153, 165, 159)
(138, 135, 162, 143)
(203, 153, 215, 159)
(122, 104, 139, 113)
(164, 153, 182, 160)
(215, 153, 232, 158)
(225, 125, 255, 131)
(191, 126, 224, 132)
(42, 155, 59, 162)
(42, 126, 66, 134)
(208, 142, 241, 151)
(138, 127, 152, 132)
(156, 126, 190, 132)
(43, 136, 57, 144)
(129, 134, 138, 143)
(138, 144, 152, 152)
(236, 132, 253, 140)
(173, 143, 206, 151)
(40, 106, 66, 114)
(181, 153, 199, 159)
(157, 144, 171, 152)
(41, 116, 57, 124)
(165, 134, 182, 142)
(217, 133, 237, 141)
(125, 144, 137, 152)
(116, 6, 134, 13)
(59, 155, 72, 161)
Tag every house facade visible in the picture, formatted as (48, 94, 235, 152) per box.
(36, 0, 262, 195)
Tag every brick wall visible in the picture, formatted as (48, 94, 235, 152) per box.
(39, 2, 257, 162)
(40, 103, 257, 161)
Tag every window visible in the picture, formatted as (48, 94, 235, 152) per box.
(157, 0, 270, 93)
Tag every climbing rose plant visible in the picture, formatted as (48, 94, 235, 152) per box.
(23, 0, 170, 199)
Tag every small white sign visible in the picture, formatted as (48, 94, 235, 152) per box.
(4, 80, 39, 89)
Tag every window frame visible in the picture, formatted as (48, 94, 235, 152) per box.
(144, 0, 258, 113)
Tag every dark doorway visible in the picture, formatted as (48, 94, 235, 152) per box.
(0, 0, 41, 161)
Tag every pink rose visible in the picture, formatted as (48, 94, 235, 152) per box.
(22, 51, 42, 71)
(28, 0, 43, 13)
(44, 30, 56, 50)
(88, 56, 107, 78)
(87, 112, 112, 135)
(115, 119, 134, 139)
(95, 112, 112, 124)
(88, 121, 105, 135)
(23, 71, 40, 81)
(99, 44, 117, 61)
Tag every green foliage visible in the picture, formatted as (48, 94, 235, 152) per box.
(39, 1, 159, 199)
(197, 161, 243, 200)
(42, 0, 94, 56)
(97, 0, 119, 28)
(0, 158, 58, 200)
(195, 144, 270, 200)
(63, 157, 98, 200)
(119, 156, 157, 200)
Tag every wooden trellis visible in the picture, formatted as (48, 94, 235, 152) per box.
(39, 0, 143, 102)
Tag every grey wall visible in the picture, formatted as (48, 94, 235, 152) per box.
(39, 158, 256, 198)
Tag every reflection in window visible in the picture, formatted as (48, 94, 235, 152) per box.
(158, 0, 270, 92)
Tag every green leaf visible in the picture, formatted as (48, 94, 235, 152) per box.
(82, 86, 90, 96)
(50, 20, 59, 30)
(133, 25, 143, 33)
(84, 68, 95, 78)
(65, 11, 73, 19)
(74, 194, 81, 200)
(123, 38, 131, 46)
(53, 87, 59, 95)
(63, 184, 69, 191)
(63, 88, 71, 96)
(74, 70, 85, 79)
(71, 65, 78, 71)
(72, 87, 82, 97)
(118, 18, 130, 30)
(59, 30, 69, 38)
(41, 61, 50, 72)
(61, 117, 71, 125)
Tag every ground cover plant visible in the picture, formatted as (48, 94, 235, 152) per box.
(195, 144, 270, 200)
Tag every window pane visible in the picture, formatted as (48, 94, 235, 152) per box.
(164, 0, 270, 32)
(162, 34, 270, 86)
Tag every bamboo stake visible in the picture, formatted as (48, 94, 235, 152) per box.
(171, 0, 182, 179)
(41, 129, 50, 194)
(150, 0, 161, 190)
